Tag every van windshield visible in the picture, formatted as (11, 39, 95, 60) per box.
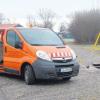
(18, 28, 64, 46)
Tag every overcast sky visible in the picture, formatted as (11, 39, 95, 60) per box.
(0, 0, 99, 18)
(0, 0, 99, 30)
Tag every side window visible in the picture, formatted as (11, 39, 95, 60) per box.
(7, 31, 16, 47)
(7, 30, 21, 48)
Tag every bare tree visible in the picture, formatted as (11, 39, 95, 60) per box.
(38, 8, 56, 30)
(68, 9, 100, 44)
(60, 23, 67, 32)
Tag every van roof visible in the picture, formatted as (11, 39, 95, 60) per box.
(0, 24, 50, 31)
(0, 24, 23, 29)
(17, 27, 50, 30)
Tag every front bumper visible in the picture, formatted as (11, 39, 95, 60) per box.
(32, 58, 80, 80)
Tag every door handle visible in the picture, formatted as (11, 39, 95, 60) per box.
(5, 47, 7, 52)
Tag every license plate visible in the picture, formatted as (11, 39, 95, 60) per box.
(61, 68, 72, 72)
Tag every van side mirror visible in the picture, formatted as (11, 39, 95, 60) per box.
(0, 41, 3, 47)
(15, 41, 23, 49)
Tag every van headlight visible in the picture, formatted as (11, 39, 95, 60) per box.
(36, 50, 51, 61)
(70, 49, 77, 60)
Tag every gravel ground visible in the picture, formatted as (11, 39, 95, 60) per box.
(0, 45, 100, 100)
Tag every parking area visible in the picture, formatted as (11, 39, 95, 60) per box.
(0, 45, 100, 100)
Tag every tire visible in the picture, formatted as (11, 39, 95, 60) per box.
(63, 77, 71, 81)
(24, 64, 36, 85)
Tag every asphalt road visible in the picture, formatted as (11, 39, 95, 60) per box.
(0, 45, 100, 100)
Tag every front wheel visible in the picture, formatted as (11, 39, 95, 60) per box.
(24, 65, 36, 85)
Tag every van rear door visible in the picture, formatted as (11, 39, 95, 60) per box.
(0, 29, 4, 64)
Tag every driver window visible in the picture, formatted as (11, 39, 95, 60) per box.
(7, 30, 21, 48)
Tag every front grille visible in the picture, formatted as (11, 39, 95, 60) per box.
(53, 59, 72, 63)
(57, 72, 72, 77)
(55, 64, 74, 68)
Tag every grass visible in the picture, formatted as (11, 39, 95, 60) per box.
(70, 44, 100, 50)
(82, 45, 100, 51)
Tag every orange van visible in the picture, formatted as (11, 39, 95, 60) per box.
(0, 24, 80, 85)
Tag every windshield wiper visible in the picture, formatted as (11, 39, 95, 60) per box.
(56, 46, 65, 48)
(31, 44, 60, 46)
(31, 44, 43, 46)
